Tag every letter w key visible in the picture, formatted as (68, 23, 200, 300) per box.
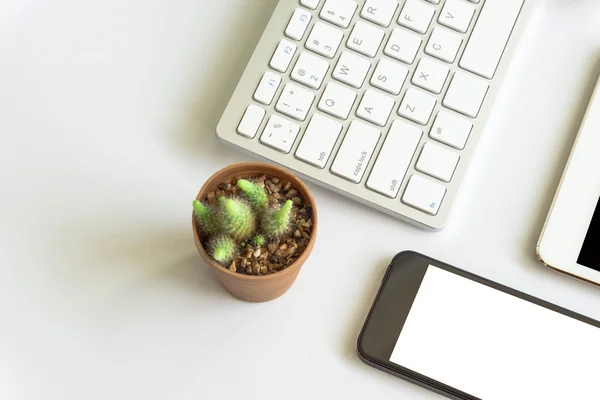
(333, 51, 371, 88)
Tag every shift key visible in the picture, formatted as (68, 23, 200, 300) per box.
(459, 0, 524, 79)
(331, 121, 380, 183)
(367, 120, 422, 198)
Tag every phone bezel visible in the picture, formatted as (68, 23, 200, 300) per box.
(537, 74, 600, 286)
(357, 251, 600, 400)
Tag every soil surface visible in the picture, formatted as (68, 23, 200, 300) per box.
(197, 175, 313, 275)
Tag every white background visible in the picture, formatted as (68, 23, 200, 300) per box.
(1, 0, 600, 399)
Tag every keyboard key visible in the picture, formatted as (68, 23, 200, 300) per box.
(331, 121, 380, 183)
(260, 115, 300, 153)
(275, 83, 315, 121)
(367, 120, 422, 198)
(459, 0, 524, 79)
(306, 22, 344, 59)
(270, 40, 297, 73)
(384, 28, 422, 64)
(237, 105, 265, 139)
(295, 114, 343, 168)
(347, 21, 385, 58)
(291, 52, 330, 89)
(439, 0, 475, 33)
(285, 8, 312, 41)
(430, 110, 473, 150)
(320, 0, 358, 28)
(318, 82, 357, 120)
(332, 51, 371, 88)
(425, 0, 440, 3)
(443, 72, 488, 118)
(361, 0, 399, 27)
(370, 58, 409, 95)
(425, 27, 463, 63)
(398, 0, 435, 34)
(416, 142, 459, 182)
(253, 72, 281, 105)
(402, 174, 446, 215)
(411, 58, 449, 94)
(399, 88, 436, 125)
(300, 0, 321, 9)
(356, 89, 395, 127)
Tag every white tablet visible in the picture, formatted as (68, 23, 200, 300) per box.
(538, 74, 600, 286)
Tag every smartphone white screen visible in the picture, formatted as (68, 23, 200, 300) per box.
(390, 266, 600, 399)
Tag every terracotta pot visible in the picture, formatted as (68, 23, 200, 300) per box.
(193, 162, 318, 302)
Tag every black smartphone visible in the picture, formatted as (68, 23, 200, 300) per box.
(358, 251, 600, 400)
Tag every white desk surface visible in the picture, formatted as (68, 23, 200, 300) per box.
(1, 1, 600, 399)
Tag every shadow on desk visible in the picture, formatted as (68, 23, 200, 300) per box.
(73, 226, 231, 304)
(342, 258, 391, 364)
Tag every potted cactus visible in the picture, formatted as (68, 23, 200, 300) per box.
(192, 163, 317, 302)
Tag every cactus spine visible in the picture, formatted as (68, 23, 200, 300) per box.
(237, 179, 268, 210)
(210, 236, 236, 265)
(193, 200, 219, 234)
(253, 234, 266, 247)
(262, 200, 293, 238)
(218, 197, 256, 241)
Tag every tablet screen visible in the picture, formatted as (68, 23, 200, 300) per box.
(578, 197, 600, 271)
(390, 266, 600, 399)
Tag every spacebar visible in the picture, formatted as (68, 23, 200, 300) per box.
(459, 0, 524, 79)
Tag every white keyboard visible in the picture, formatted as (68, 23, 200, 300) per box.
(217, 0, 538, 229)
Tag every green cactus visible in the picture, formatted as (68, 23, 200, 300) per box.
(237, 179, 268, 210)
(218, 197, 256, 241)
(253, 234, 266, 247)
(194, 178, 303, 270)
(209, 236, 236, 265)
(262, 200, 293, 237)
(193, 200, 219, 234)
